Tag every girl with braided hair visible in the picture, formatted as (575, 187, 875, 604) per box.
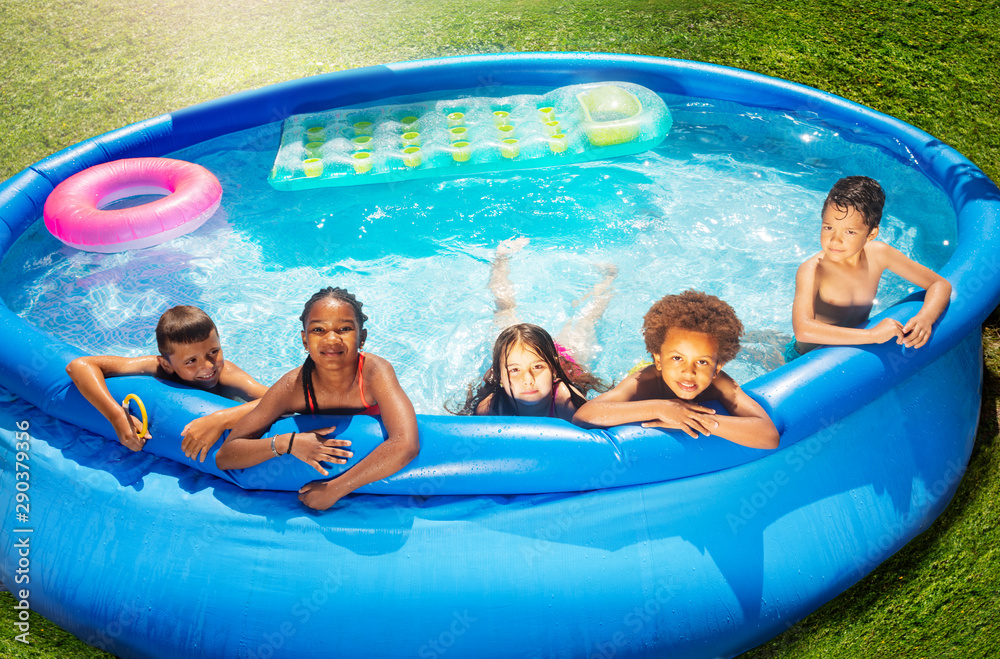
(217, 287, 419, 510)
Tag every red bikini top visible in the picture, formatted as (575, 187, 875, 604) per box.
(304, 352, 381, 416)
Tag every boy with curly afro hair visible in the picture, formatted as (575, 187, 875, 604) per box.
(573, 290, 779, 449)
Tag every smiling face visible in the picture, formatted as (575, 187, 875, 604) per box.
(300, 297, 366, 366)
(653, 327, 722, 400)
(158, 330, 225, 389)
(500, 341, 556, 413)
(820, 203, 877, 264)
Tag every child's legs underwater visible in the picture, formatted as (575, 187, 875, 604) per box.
(554, 264, 617, 365)
(490, 237, 530, 329)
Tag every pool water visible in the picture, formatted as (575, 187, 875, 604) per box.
(0, 90, 956, 414)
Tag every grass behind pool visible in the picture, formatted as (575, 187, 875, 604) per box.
(5, 0, 996, 185)
(1, 0, 998, 657)
(0, 589, 110, 658)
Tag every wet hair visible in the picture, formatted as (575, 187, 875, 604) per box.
(450, 323, 607, 416)
(156, 306, 218, 356)
(299, 287, 368, 412)
(299, 286, 368, 329)
(822, 176, 885, 230)
(642, 290, 743, 365)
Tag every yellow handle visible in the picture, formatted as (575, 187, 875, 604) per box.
(123, 394, 148, 439)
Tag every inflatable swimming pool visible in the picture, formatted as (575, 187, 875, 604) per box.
(1, 53, 998, 659)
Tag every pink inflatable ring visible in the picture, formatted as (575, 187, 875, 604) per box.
(43, 157, 222, 252)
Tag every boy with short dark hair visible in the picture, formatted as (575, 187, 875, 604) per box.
(787, 176, 951, 361)
(67, 305, 267, 460)
(573, 290, 779, 449)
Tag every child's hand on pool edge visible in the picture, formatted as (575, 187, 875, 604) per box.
(290, 427, 353, 476)
(181, 413, 229, 462)
(115, 404, 149, 452)
(901, 313, 935, 349)
(640, 400, 718, 438)
(298, 479, 348, 511)
(868, 318, 906, 346)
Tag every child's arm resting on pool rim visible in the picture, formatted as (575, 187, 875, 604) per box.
(215, 369, 348, 472)
(297, 356, 420, 510)
(67, 355, 161, 452)
(178, 362, 269, 462)
(217, 358, 420, 510)
(877, 243, 951, 349)
(180, 398, 262, 463)
(792, 245, 951, 349)
(67, 355, 268, 459)
(573, 369, 779, 449)
(690, 372, 779, 449)
(573, 370, 719, 437)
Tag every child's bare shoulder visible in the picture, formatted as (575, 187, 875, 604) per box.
(796, 253, 823, 278)
(257, 366, 305, 410)
(799, 250, 823, 267)
(270, 365, 303, 393)
(705, 370, 740, 401)
(361, 352, 398, 380)
(218, 361, 268, 398)
(360, 354, 407, 401)
(629, 365, 665, 401)
(862, 239, 903, 265)
(218, 360, 251, 381)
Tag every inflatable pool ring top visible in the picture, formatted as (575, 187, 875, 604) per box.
(268, 81, 672, 190)
(43, 157, 221, 252)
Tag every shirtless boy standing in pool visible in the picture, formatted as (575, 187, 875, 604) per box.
(787, 176, 951, 361)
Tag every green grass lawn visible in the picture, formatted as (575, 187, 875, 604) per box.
(2, 0, 999, 657)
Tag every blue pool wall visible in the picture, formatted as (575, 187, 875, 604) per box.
(0, 334, 984, 659)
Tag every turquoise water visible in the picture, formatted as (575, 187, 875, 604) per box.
(0, 91, 956, 413)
